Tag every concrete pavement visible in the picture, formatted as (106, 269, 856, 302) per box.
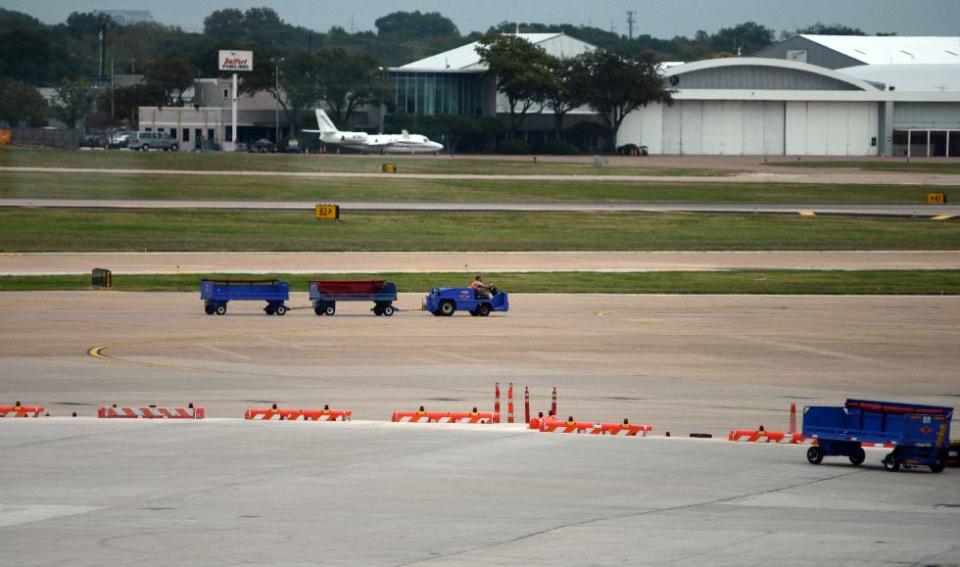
(3, 250, 959, 275)
(0, 419, 957, 566)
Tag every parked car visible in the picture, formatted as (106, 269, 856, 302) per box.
(249, 138, 276, 153)
(233, 142, 248, 152)
(78, 134, 109, 149)
(108, 131, 132, 149)
(127, 131, 179, 151)
(285, 139, 303, 153)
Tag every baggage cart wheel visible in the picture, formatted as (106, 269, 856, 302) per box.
(469, 310, 479, 316)
(431, 310, 443, 316)
(324, 303, 336, 316)
(215, 303, 227, 316)
(477, 304, 491, 317)
(275, 304, 287, 316)
(265, 305, 275, 315)
(806, 446, 824, 465)
(314, 305, 324, 316)
(848, 447, 866, 466)
(930, 458, 946, 473)
(373, 305, 384, 316)
(439, 300, 456, 316)
(204, 303, 215, 315)
(882, 453, 901, 472)
(383, 305, 395, 317)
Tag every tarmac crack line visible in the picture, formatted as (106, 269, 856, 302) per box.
(393, 467, 868, 567)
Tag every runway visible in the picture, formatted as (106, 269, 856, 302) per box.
(3, 197, 959, 217)
(3, 250, 959, 275)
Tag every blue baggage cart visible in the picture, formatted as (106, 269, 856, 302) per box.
(200, 278, 290, 316)
(424, 285, 509, 317)
(803, 398, 953, 472)
(308, 280, 398, 316)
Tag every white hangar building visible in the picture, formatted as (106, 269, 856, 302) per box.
(618, 36, 960, 157)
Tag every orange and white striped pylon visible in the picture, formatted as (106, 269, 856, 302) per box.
(494, 383, 500, 423)
(728, 430, 806, 443)
(507, 383, 514, 424)
(98, 404, 203, 419)
(0, 403, 45, 417)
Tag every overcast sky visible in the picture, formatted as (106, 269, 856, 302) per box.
(6, 0, 960, 37)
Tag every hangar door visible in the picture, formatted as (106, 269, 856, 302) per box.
(785, 102, 877, 156)
(662, 101, 785, 155)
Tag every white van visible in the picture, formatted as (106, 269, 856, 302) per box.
(128, 131, 179, 151)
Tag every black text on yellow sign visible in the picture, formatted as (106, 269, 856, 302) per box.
(926, 192, 946, 205)
(315, 204, 340, 221)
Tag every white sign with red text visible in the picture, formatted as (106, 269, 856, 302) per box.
(218, 50, 253, 72)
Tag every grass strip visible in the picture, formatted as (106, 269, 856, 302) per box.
(2, 209, 959, 252)
(2, 271, 958, 295)
(0, 171, 950, 204)
(0, 148, 734, 177)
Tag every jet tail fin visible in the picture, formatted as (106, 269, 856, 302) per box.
(315, 109, 338, 134)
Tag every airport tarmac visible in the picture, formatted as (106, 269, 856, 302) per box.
(0, 419, 957, 566)
(4, 250, 960, 275)
(2, 292, 957, 433)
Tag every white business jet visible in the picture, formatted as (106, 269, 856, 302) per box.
(304, 109, 443, 154)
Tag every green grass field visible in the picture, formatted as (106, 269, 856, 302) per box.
(2, 271, 957, 295)
(0, 171, 946, 205)
(768, 160, 960, 175)
(1, 208, 958, 252)
(0, 148, 734, 177)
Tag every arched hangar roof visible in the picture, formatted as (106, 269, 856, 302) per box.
(663, 57, 880, 92)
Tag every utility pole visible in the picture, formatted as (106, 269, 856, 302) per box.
(274, 57, 282, 143)
(110, 57, 115, 118)
(626, 10, 636, 40)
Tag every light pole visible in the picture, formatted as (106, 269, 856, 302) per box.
(274, 57, 283, 144)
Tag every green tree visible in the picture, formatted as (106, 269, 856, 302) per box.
(244, 50, 321, 138)
(202, 8, 244, 41)
(145, 55, 196, 106)
(541, 55, 584, 140)
(316, 48, 389, 125)
(0, 81, 48, 127)
(796, 23, 867, 36)
(568, 50, 672, 150)
(53, 78, 94, 129)
(0, 11, 51, 84)
(710, 21, 774, 55)
(476, 34, 553, 137)
(375, 11, 458, 37)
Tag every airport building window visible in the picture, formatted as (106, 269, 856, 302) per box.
(393, 72, 483, 116)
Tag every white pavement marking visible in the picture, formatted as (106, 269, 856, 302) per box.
(0, 504, 105, 528)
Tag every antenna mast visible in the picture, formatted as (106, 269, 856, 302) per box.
(626, 10, 635, 40)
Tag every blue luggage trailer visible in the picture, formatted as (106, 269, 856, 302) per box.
(803, 399, 953, 472)
(424, 286, 509, 317)
(308, 280, 398, 316)
(200, 278, 290, 316)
